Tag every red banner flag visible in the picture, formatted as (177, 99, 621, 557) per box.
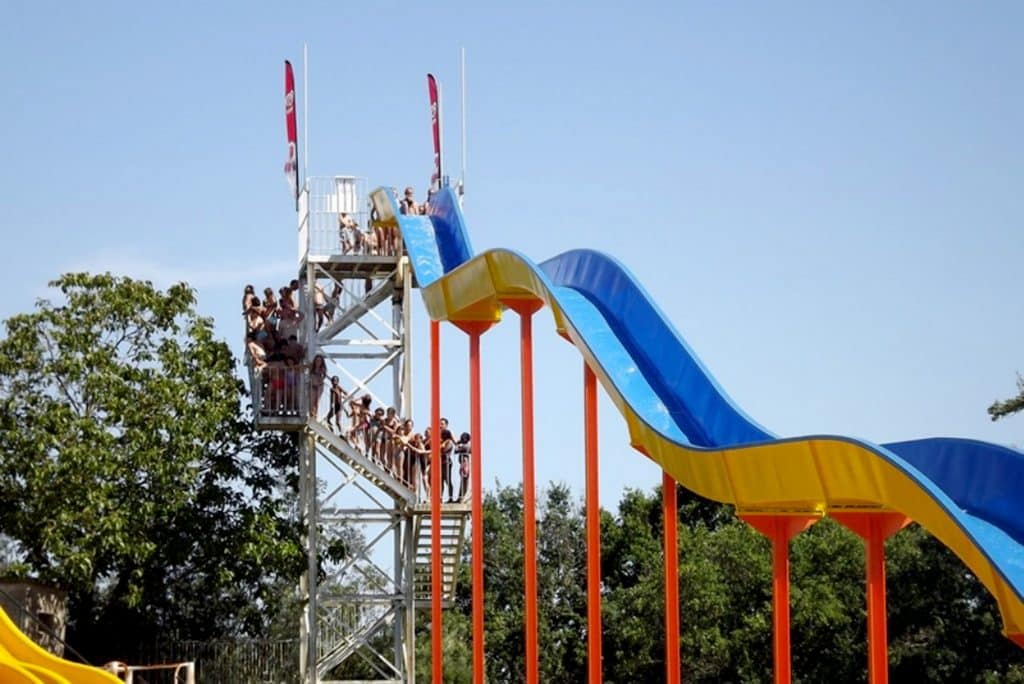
(427, 73, 442, 191)
(284, 60, 299, 208)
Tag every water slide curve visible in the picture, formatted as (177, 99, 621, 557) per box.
(373, 185, 1024, 646)
(0, 604, 119, 683)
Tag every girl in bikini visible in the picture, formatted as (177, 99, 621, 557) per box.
(309, 354, 327, 417)
(346, 394, 373, 454)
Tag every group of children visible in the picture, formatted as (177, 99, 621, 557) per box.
(338, 185, 425, 257)
(244, 281, 309, 415)
(244, 187, 467, 499)
(315, 373, 471, 503)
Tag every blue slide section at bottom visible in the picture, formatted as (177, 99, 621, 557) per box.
(884, 438, 1024, 549)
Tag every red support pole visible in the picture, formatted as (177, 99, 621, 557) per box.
(429, 320, 443, 683)
(866, 524, 888, 684)
(833, 512, 910, 684)
(584, 362, 602, 684)
(771, 524, 792, 684)
(662, 472, 680, 684)
(469, 329, 485, 683)
(741, 515, 818, 684)
(518, 308, 540, 684)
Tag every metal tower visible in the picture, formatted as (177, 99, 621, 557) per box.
(249, 176, 469, 683)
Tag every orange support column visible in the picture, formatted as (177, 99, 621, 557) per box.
(833, 512, 910, 684)
(429, 320, 443, 683)
(584, 362, 602, 683)
(662, 473, 681, 684)
(741, 515, 818, 684)
(454, 321, 493, 684)
(508, 300, 543, 684)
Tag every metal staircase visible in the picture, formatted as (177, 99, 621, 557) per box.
(412, 504, 471, 605)
(307, 419, 416, 507)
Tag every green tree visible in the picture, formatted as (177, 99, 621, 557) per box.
(462, 480, 1024, 682)
(0, 273, 303, 663)
(989, 373, 1024, 421)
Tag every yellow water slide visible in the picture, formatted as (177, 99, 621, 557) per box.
(0, 606, 119, 683)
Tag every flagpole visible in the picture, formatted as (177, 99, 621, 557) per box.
(303, 42, 309, 184)
(460, 47, 466, 203)
(438, 80, 445, 186)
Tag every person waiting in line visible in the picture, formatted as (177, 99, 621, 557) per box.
(369, 206, 385, 257)
(424, 187, 434, 215)
(246, 331, 268, 369)
(283, 334, 304, 364)
(313, 283, 328, 331)
(262, 288, 279, 330)
(326, 376, 346, 432)
(277, 296, 304, 340)
(456, 432, 472, 501)
(284, 279, 301, 309)
(362, 223, 377, 256)
(339, 212, 363, 255)
(399, 186, 420, 216)
(246, 298, 267, 339)
(382, 407, 401, 478)
(346, 394, 373, 454)
(310, 354, 327, 417)
(369, 407, 386, 465)
(243, 284, 259, 314)
(282, 357, 301, 415)
(324, 282, 341, 326)
(265, 338, 288, 364)
(407, 424, 431, 500)
(439, 418, 456, 503)
(392, 417, 413, 485)
(396, 418, 425, 493)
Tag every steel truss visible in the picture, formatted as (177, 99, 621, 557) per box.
(251, 178, 469, 684)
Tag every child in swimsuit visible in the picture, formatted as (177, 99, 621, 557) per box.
(369, 407, 386, 464)
(327, 376, 345, 432)
(456, 432, 472, 501)
(346, 394, 373, 454)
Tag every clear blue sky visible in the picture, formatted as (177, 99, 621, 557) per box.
(2, 2, 1022, 507)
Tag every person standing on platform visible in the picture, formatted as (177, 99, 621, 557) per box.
(327, 376, 345, 432)
(399, 187, 420, 216)
(439, 418, 456, 503)
(456, 432, 472, 502)
(309, 354, 327, 417)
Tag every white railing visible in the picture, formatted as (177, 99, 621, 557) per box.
(300, 176, 370, 260)
(249, 363, 309, 424)
(106, 661, 196, 684)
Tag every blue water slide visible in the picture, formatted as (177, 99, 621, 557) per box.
(393, 184, 1024, 640)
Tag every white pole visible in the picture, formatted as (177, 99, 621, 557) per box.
(460, 47, 467, 203)
(303, 42, 309, 183)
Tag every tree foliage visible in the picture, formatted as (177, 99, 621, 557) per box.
(989, 373, 1024, 421)
(435, 480, 1024, 682)
(0, 273, 303, 662)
